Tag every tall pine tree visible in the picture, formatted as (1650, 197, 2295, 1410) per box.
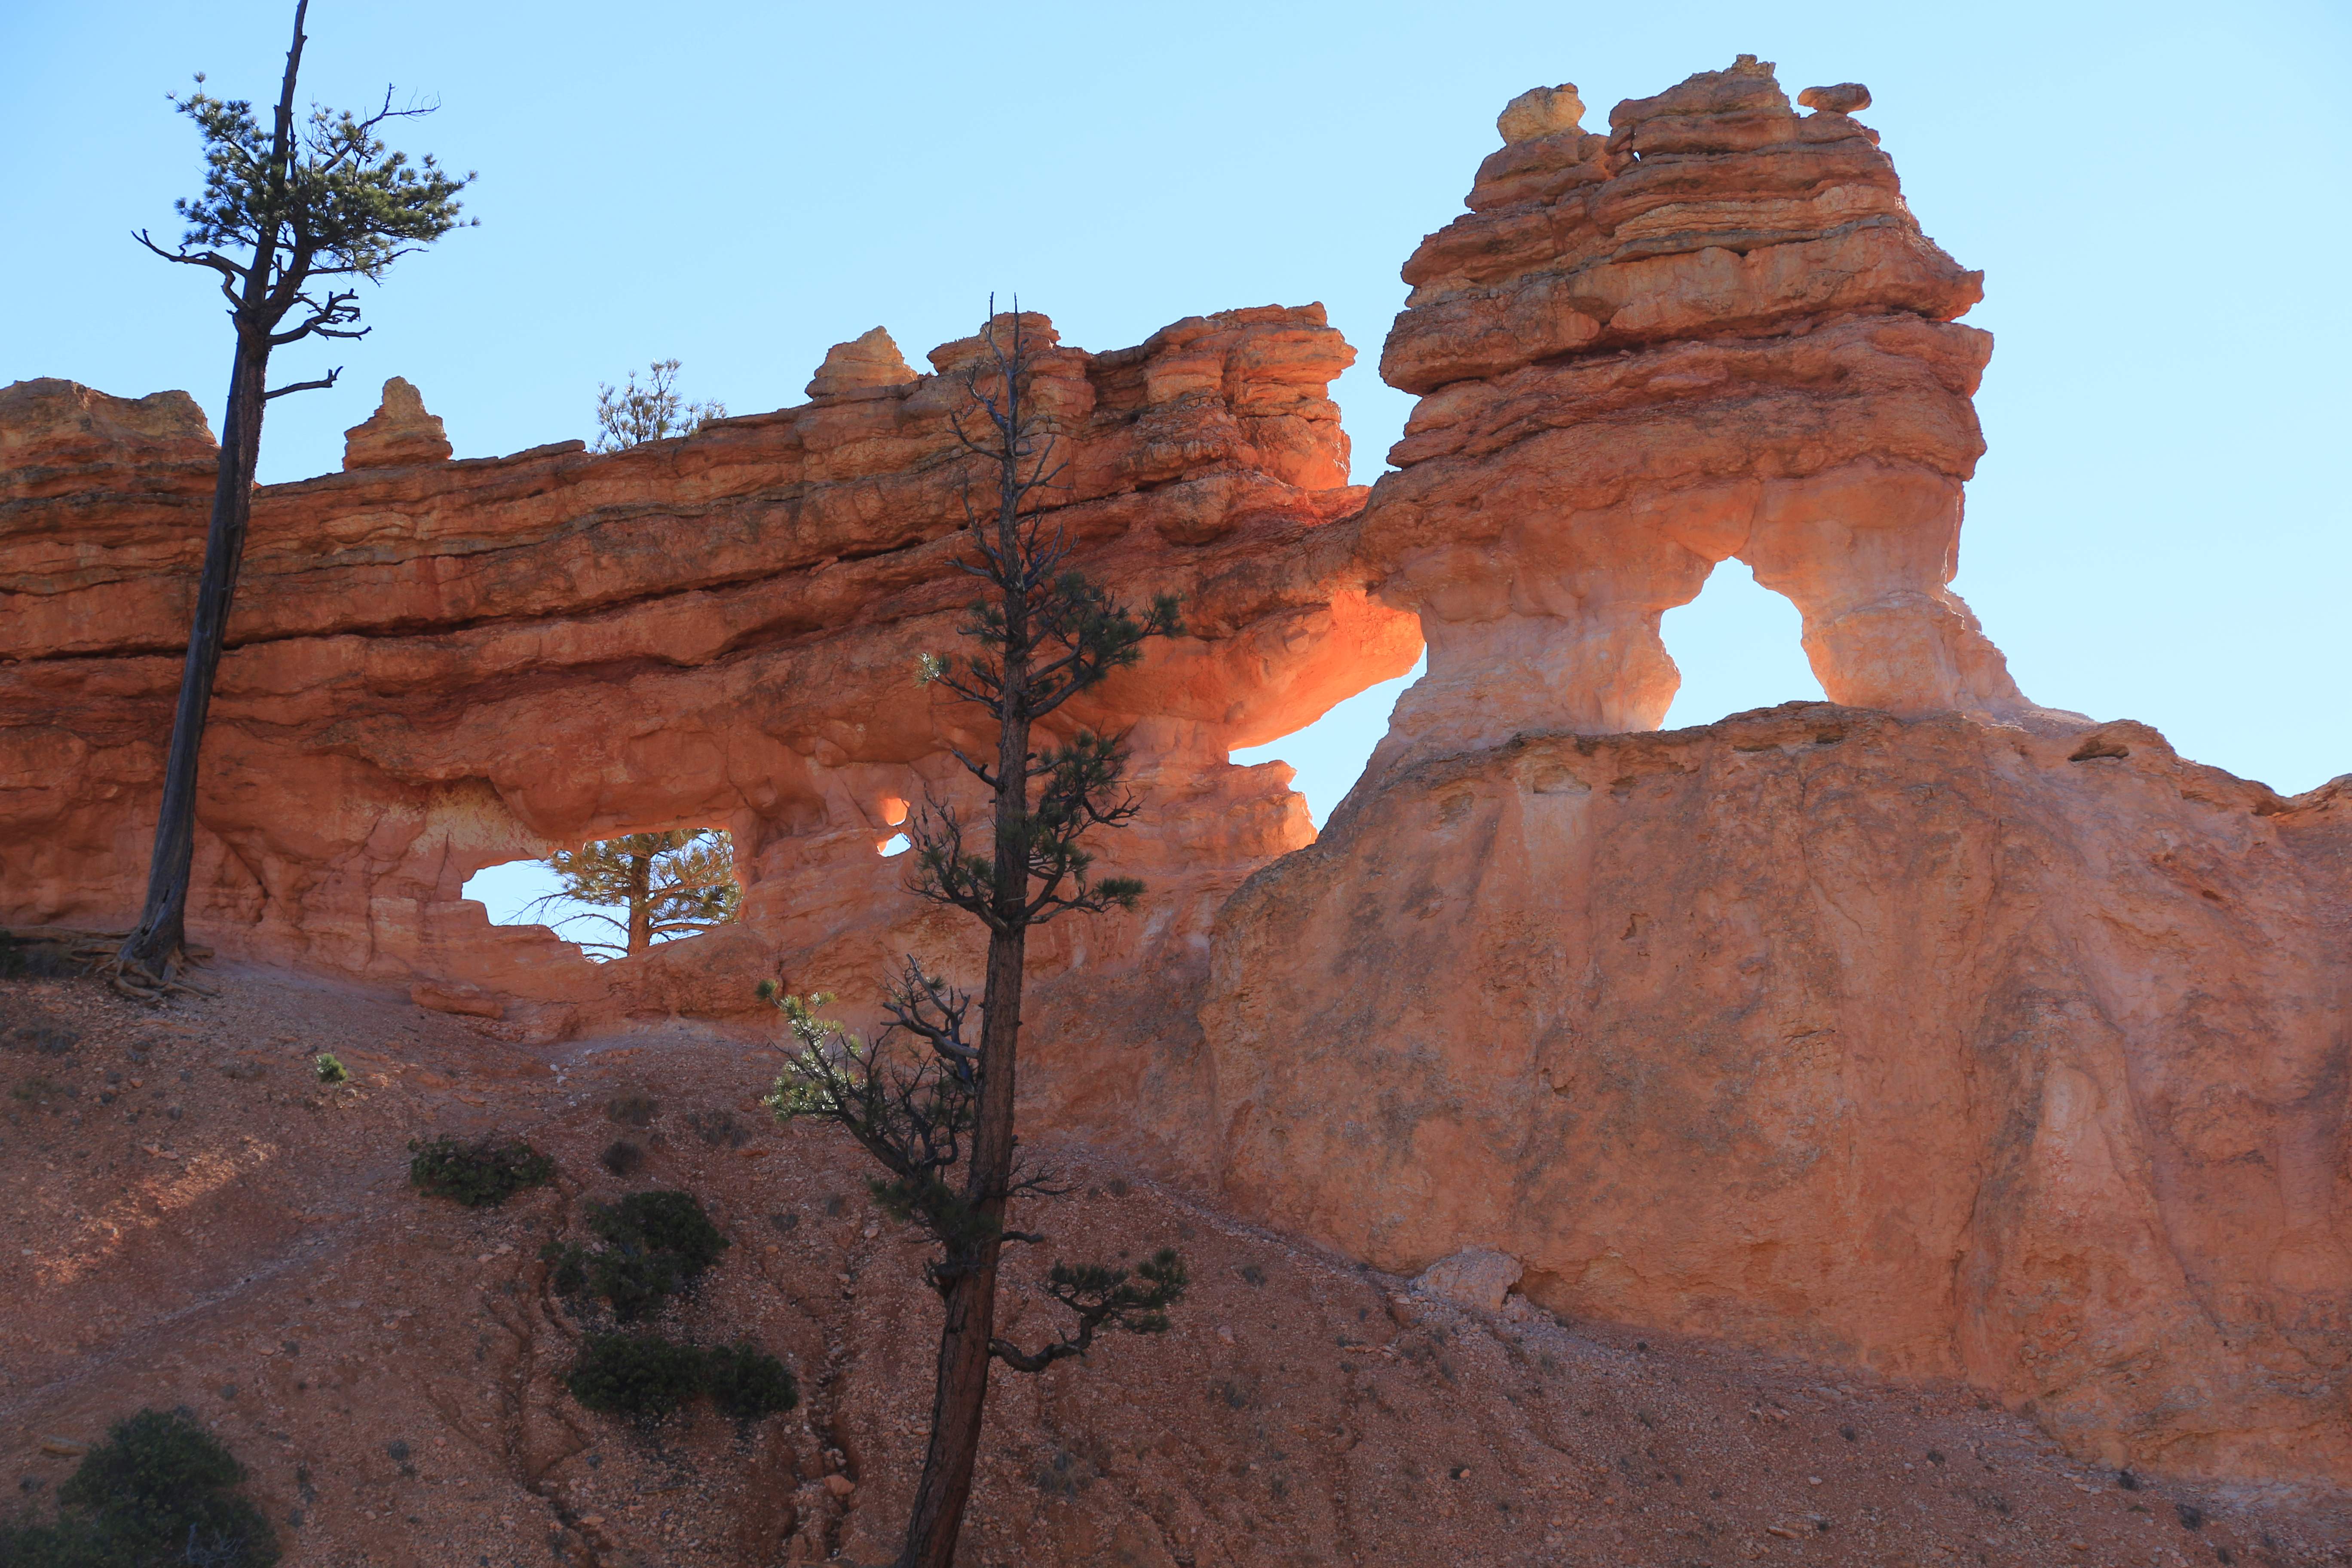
(110, 0, 471, 996)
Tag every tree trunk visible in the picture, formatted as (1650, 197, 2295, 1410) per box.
(626, 849, 652, 955)
(116, 332, 271, 974)
(899, 499, 1036, 1568)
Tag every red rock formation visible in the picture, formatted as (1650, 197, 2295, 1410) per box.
(342, 376, 453, 469)
(0, 306, 1420, 1035)
(5, 57, 2345, 1495)
(1203, 706, 2352, 1485)
(1360, 54, 2049, 772)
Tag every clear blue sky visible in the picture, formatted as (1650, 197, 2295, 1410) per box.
(6, 0, 2346, 931)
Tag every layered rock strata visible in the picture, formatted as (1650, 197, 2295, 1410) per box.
(1360, 56, 2046, 772)
(0, 307, 1420, 1036)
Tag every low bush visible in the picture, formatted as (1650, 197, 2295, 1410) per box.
(701, 1342, 799, 1420)
(598, 1139, 644, 1176)
(685, 1108, 748, 1148)
(0, 933, 75, 981)
(0, 1407, 279, 1566)
(564, 1335, 798, 1422)
(565, 1333, 709, 1419)
(543, 1189, 730, 1322)
(2, 1020, 79, 1057)
(407, 1135, 556, 1207)
(313, 1054, 348, 1085)
(605, 1093, 658, 1128)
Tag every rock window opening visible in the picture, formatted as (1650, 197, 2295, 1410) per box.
(1229, 653, 1426, 829)
(461, 828, 743, 962)
(876, 796, 911, 857)
(1657, 562, 1824, 729)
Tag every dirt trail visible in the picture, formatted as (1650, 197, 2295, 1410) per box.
(4, 963, 2346, 1567)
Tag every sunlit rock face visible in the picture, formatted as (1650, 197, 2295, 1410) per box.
(342, 377, 454, 469)
(0, 307, 1421, 1035)
(1359, 54, 2055, 776)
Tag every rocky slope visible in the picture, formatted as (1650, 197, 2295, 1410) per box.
(6, 963, 2346, 1568)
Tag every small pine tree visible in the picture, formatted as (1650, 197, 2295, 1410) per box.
(763, 305, 1188, 1568)
(593, 358, 725, 450)
(524, 829, 739, 959)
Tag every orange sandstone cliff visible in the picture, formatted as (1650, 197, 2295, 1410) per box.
(3, 57, 2345, 1494)
(0, 309, 1419, 1041)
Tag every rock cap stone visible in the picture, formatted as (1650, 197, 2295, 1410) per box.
(1798, 82, 1872, 114)
(1498, 83, 1585, 144)
(806, 327, 916, 401)
(928, 312, 1060, 375)
(342, 377, 452, 470)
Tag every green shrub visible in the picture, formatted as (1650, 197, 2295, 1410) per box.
(565, 1333, 708, 1419)
(702, 1343, 799, 1420)
(313, 1053, 349, 1086)
(593, 1189, 729, 1274)
(562, 1336, 798, 1423)
(544, 1189, 729, 1323)
(407, 1135, 555, 1207)
(0, 1407, 279, 1566)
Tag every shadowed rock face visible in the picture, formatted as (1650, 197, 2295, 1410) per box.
(4, 58, 2346, 1491)
(1204, 705, 2352, 1485)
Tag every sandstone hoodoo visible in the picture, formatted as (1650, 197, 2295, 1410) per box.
(1361, 52, 2043, 774)
(4, 53, 2346, 1519)
(341, 375, 454, 470)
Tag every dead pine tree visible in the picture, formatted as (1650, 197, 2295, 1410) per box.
(763, 306, 1187, 1568)
(105, 0, 471, 997)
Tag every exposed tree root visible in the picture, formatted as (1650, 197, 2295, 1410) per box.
(16, 927, 223, 1002)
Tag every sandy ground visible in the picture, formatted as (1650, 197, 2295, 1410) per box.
(3, 960, 2346, 1568)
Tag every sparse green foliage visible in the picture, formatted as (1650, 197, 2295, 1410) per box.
(0, 1407, 279, 1565)
(407, 1135, 555, 1207)
(152, 80, 469, 300)
(526, 830, 739, 960)
(701, 1343, 800, 1420)
(593, 359, 726, 451)
(991, 1250, 1190, 1372)
(542, 1190, 729, 1322)
(312, 1052, 347, 1085)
